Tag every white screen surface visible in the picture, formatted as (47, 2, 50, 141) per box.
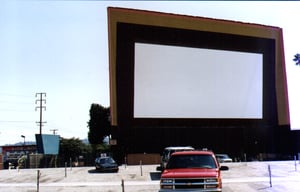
(134, 43, 263, 119)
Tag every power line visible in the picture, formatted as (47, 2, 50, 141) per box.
(0, 120, 33, 123)
(0, 100, 33, 105)
(0, 108, 34, 112)
(0, 92, 32, 98)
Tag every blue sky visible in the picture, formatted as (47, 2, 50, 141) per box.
(0, 1, 300, 145)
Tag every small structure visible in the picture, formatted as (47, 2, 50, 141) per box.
(1, 144, 37, 169)
(0, 154, 2, 169)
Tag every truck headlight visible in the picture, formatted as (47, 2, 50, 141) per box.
(205, 178, 219, 188)
(205, 178, 217, 183)
(161, 179, 173, 183)
(160, 179, 174, 189)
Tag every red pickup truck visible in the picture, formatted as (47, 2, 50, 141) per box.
(159, 150, 228, 192)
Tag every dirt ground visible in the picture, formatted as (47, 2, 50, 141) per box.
(0, 161, 300, 192)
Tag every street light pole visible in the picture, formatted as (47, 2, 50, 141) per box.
(21, 135, 25, 146)
(21, 135, 26, 168)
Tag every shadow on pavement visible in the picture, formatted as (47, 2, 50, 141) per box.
(150, 172, 161, 180)
(88, 169, 118, 174)
(258, 186, 272, 191)
(88, 169, 99, 174)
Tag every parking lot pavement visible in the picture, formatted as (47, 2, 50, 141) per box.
(0, 161, 300, 192)
(221, 161, 300, 192)
(0, 164, 160, 192)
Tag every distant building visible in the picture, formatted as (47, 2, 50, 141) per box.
(0, 153, 2, 169)
(1, 144, 37, 169)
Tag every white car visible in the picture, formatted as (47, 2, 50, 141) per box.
(216, 154, 233, 163)
(159, 146, 194, 171)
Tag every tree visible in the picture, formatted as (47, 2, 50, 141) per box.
(293, 53, 300, 66)
(87, 103, 110, 144)
(59, 137, 91, 166)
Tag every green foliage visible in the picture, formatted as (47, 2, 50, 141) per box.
(87, 103, 110, 144)
(91, 143, 111, 158)
(17, 155, 27, 168)
(59, 137, 91, 164)
(294, 53, 300, 66)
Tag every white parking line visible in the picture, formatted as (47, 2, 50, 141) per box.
(0, 181, 160, 187)
(223, 176, 300, 183)
(1, 176, 300, 188)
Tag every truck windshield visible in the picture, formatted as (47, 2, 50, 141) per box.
(166, 154, 217, 169)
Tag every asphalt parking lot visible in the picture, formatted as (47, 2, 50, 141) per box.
(0, 161, 300, 192)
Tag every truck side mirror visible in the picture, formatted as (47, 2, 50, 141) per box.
(220, 166, 229, 171)
(157, 166, 162, 171)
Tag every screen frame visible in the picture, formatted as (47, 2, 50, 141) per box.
(108, 7, 289, 128)
(116, 22, 276, 128)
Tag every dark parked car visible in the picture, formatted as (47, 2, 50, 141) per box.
(95, 156, 119, 172)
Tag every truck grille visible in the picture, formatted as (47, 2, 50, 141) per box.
(175, 178, 204, 189)
(174, 178, 218, 189)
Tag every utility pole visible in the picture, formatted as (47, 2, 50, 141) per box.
(35, 93, 46, 134)
(50, 129, 58, 135)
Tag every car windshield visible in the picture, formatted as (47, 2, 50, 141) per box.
(166, 154, 217, 169)
(99, 157, 115, 164)
(217, 154, 229, 159)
